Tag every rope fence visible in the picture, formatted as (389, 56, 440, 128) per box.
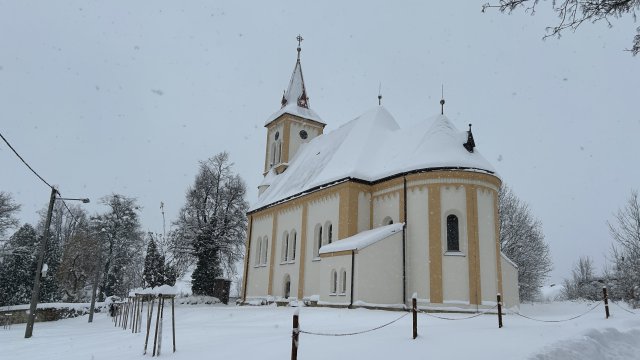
(299, 312, 409, 336)
(506, 301, 601, 323)
(289, 288, 638, 359)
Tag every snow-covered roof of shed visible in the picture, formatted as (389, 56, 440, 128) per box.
(251, 106, 497, 211)
(319, 223, 404, 254)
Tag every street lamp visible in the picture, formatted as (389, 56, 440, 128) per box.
(24, 188, 90, 339)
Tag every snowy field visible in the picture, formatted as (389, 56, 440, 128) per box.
(2, 301, 640, 360)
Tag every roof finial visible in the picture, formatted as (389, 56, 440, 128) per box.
(440, 84, 445, 115)
(296, 34, 303, 60)
(378, 82, 383, 106)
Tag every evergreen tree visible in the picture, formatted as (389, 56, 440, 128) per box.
(0, 224, 38, 306)
(173, 152, 248, 296)
(0, 191, 21, 239)
(143, 235, 165, 288)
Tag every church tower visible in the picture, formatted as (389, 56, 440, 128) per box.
(262, 36, 325, 177)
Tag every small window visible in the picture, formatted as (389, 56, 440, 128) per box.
(299, 130, 308, 139)
(330, 270, 338, 294)
(340, 269, 347, 294)
(382, 216, 393, 226)
(290, 230, 297, 261)
(446, 215, 459, 252)
(326, 222, 333, 245)
(283, 274, 291, 299)
(275, 131, 280, 140)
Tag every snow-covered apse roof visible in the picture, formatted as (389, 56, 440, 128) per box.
(251, 106, 497, 211)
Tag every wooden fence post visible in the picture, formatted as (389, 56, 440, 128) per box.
(291, 309, 299, 360)
(143, 299, 155, 355)
(171, 296, 176, 353)
(603, 287, 610, 319)
(412, 294, 417, 339)
(497, 293, 503, 328)
(152, 296, 162, 357)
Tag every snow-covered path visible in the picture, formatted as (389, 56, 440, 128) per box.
(1, 302, 639, 360)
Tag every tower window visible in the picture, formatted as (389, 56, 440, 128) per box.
(446, 215, 460, 252)
(275, 131, 280, 140)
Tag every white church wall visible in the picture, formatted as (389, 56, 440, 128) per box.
(501, 254, 520, 308)
(406, 185, 430, 302)
(304, 193, 340, 297)
(354, 232, 404, 305)
(477, 188, 498, 304)
(318, 254, 351, 304)
(245, 215, 273, 298)
(441, 185, 470, 304)
(372, 191, 400, 227)
(357, 191, 371, 233)
(271, 206, 302, 299)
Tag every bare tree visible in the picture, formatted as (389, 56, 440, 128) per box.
(0, 191, 21, 239)
(608, 190, 640, 306)
(482, 0, 640, 55)
(499, 184, 553, 301)
(562, 256, 601, 300)
(172, 152, 248, 296)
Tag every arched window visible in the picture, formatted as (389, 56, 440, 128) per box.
(290, 230, 297, 261)
(446, 215, 460, 252)
(270, 142, 277, 167)
(340, 269, 347, 295)
(255, 236, 262, 266)
(314, 224, 322, 257)
(326, 222, 333, 245)
(283, 274, 291, 299)
(281, 232, 289, 262)
(277, 141, 282, 164)
(330, 270, 338, 294)
(262, 237, 269, 265)
(382, 216, 394, 226)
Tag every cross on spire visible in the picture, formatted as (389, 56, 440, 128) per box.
(296, 34, 304, 59)
(440, 84, 445, 115)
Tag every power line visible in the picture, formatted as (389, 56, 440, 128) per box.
(0, 130, 54, 189)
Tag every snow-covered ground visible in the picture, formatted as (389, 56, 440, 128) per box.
(1, 301, 639, 360)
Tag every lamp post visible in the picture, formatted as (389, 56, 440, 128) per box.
(24, 188, 89, 338)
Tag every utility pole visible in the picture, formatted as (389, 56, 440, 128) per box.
(88, 251, 102, 323)
(25, 186, 58, 338)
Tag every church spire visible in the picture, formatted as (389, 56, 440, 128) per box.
(281, 35, 309, 109)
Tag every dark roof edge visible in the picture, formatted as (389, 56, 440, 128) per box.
(247, 166, 497, 215)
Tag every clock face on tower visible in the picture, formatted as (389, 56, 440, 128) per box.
(299, 130, 308, 139)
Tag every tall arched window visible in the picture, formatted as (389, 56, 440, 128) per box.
(255, 236, 262, 266)
(270, 142, 277, 167)
(326, 222, 333, 245)
(314, 224, 323, 257)
(276, 141, 282, 164)
(340, 269, 347, 295)
(446, 215, 460, 252)
(290, 230, 297, 261)
(281, 232, 289, 262)
(262, 237, 269, 265)
(330, 270, 338, 294)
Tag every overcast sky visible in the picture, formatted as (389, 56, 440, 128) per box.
(1, 1, 639, 283)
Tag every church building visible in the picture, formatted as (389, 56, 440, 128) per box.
(241, 40, 519, 310)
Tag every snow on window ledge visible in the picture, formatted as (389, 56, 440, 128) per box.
(444, 251, 465, 257)
(311, 257, 321, 262)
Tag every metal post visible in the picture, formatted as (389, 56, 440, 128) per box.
(291, 310, 299, 360)
(412, 295, 418, 339)
(88, 262, 100, 323)
(603, 287, 610, 319)
(25, 187, 57, 338)
(171, 297, 176, 353)
(497, 293, 503, 328)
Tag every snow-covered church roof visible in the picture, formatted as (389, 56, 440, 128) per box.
(251, 105, 497, 212)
